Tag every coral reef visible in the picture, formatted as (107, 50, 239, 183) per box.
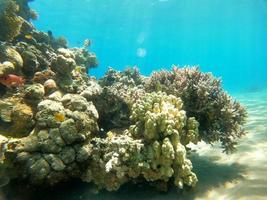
(0, 0, 247, 194)
(0, 0, 23, 41)
(4, 94, 99, 185)
(95, 67, 146, 130)
(0, 96, 34, 137)
(83, 92, 198, 191)
(129, 92, 198, 188)
(145, 66, 247, 153)
(0, 43, 23, 72)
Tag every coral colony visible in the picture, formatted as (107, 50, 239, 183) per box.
(0, 0, 246, 192)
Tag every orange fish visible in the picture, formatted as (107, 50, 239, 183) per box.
(0, 74, 25, 88)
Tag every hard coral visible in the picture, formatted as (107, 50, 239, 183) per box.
(129, 92, 198, 188)
(0, 96, 34, 137)
(3, 94, 99, 185)
(15, 0, 38, 21)
(0, 0, 23, 41)
(145, 66, 247, 153)
(95, 67, 146, 131)
(83, 92, 199, 191)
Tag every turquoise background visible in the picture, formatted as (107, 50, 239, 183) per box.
(30, 0, 267, 93)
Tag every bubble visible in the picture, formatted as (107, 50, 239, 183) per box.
(136, 48, 147, 58)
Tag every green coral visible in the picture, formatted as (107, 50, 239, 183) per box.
(129, 92, 198, 188)
(0, 0, 23, 41)
(130, 92, 199, 145)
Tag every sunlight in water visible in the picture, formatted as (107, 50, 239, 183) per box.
(136, 48, 147, 57)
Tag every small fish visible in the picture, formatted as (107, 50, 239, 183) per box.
(54, 113, 65, 122)
(25, 34, 33, 40)
(0, 74, 25, 88)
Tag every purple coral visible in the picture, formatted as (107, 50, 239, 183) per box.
(145, 66, 247, 153)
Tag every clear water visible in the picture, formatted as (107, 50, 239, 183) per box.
(30, 0, 267, 93)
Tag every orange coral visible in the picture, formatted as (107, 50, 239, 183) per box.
(32, 69, 56, 84)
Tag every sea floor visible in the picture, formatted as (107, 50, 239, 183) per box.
(1, 90, 267, 200)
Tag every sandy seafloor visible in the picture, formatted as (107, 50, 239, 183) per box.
(1, 90, 267, 200)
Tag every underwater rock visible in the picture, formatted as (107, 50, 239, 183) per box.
(0, 61, 16, 76)
(95, 67, 146, 131)
(75, 143, 92, 163)
(24, 83, 45, 104)
(16, 41, 53, 72)
(10, 100, 34, 137)
(80, 80, 102, 101)
(71, 47, 98, 70)
(28, 156, 51, 183)
(15, 0, 38, 21)
(35, 99, 65, 128)
(0, 135, 8, 163)
(50, 49, 76, 92)
(59, 118, 81, 144)
(21, 50, 39, 76)
(32, 70, 56, 84)
(0, 97, 34, 137)
(82, 132, 144, 191)
(48, 90, 64, 101)
(0, 0, 24, 41)
(2, 94, 99, 185)
(59, 147, 76, 164)
(43, 154, 66, 171)
(0, 100, 13, 122)
(44, 79, 57, 94)
(0, 44, 23, 70)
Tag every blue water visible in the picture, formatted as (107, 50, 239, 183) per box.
(30, 0, 267, 93)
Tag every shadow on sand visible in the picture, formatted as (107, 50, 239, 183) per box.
(0, 153, 247, 200)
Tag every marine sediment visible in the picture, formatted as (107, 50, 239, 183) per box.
(0, 0, 247, 192)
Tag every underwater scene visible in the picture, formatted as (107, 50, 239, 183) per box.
(0, 0, 267, 199)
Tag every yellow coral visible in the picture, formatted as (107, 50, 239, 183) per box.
(106, 131, 114, 140)
(54, 112, 65, 122)
(129, 92, 199, 188)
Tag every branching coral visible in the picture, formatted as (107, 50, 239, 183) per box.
(145, 66, 247, 153)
